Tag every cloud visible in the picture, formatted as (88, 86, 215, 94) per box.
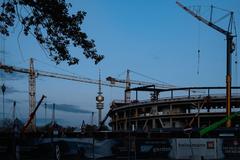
(0, 71, 25, 81)
(2, 97, 20, 104)
(36, 118, 65, 125)
(0, 97, 27, 107)
(9, 118, 65, 125)
(44, 103, 93, 114)
(0, 85, 27, 95)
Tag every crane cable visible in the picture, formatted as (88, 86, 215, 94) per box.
(233, 17, 238, 85)
(129, 69, 172, 85)
(233, 16, 238, 101)
(196, 7, 201, 75)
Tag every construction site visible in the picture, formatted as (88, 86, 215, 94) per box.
(1, 1, 240, 160)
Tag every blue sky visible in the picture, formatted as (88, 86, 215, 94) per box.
(1, 0, 240, 127)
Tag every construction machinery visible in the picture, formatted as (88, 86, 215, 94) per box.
(106, 69, 176, 102)
(200, 111, 240, 136)
(22, 95, 46, 133)
(176, 1, 236, 127)
(0, 58, 123, 130)
(0, 59, 174, 130)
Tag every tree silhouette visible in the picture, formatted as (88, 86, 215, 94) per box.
(0, 0, 104, 65)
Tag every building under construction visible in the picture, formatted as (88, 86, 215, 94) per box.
(106, 0, 239, 134)
(109, 86, 240, 132)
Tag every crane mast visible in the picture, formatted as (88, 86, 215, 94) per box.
(176, 1, 236, 127)
(29, 58, 36, 131)
(125, 69, 131, 103)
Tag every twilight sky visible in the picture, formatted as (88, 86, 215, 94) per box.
(0, 0, 240, 127)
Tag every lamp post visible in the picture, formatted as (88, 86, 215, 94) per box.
(1, 83, 6, 119)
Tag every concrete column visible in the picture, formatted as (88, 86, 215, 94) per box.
(198, 102, 200, 128)
(152, 118, 156, 129)
(124, 111, 127, 118)
(170, 104, 173, 114)
(151, 106, 158, 115)
(135, 120, 138, 130)
(170, 118, 173, 128)
(115, 120, 118, 131)
(135, 108, 138, 117)
(198, 116, 200, 128)
(124, 120, 127, 130)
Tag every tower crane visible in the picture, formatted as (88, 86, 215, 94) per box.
(0, 60, 125, 88)
(106, 69, 176, 102)
(176, 1, 236, 127)
(0, 58, 125, 130)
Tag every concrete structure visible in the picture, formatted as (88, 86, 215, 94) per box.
(109, 86, 240, 131)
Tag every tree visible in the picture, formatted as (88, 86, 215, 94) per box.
(0, 0, 104, 65)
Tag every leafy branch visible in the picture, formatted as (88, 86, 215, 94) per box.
(0, 0, 104, 65)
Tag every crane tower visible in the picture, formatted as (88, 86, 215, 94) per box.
(29, 58, 36, 131)
(176, 1, 236, 127)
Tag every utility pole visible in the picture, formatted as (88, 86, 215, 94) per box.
(12, 101, 16, 120)
(52, 103, 56, 125)
(45, 103, 47, 124)
(91, 112, 94, 126)
(1, 83, 6, 119)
